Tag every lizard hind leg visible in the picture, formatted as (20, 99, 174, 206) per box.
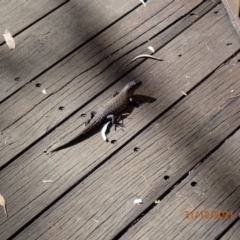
(85, 111, 96, 126)
(106, 114, 124, 131)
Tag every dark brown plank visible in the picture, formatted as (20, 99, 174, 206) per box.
(0, 5, 239, 239)
(120, 133, 240, 240)
(222, 221, 240, 240)
(0, 0, 226, 166)
(14, 35, 240, 240)
(0, 0, 67, 44)
(0, 0, 139, 101)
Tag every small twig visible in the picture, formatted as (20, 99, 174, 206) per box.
(125, 54, 163, 66)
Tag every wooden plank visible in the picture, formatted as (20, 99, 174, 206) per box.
(0, 0, 140, 102)
(0, 0, 227, 166)
(222, 221, 240, 240)
(14, 37, 240, 240)
(0, 0, 67, 44)
(222, 0, 240, 37)
(120, 132, 240, 240)
(0, 5, 239, 239)
(0, 0, 200, 102)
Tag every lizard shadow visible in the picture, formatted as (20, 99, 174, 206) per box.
(116, 94, 156, 121)
(51, 94, 156, 152)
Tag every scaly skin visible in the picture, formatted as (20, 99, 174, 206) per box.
(50, 80, 142, 152)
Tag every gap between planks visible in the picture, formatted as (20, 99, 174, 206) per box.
(120, 129, 240, 240)
(2, 2, 237, 239)
(0, 0, 140, 102)
(0, 0, 221, 167)
(14, 44, 240, 240)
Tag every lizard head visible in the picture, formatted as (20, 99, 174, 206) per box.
(123, 80, 142, 96)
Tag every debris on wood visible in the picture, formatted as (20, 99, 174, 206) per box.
(42, 89, 47, 94)
(3, 29, 15, 49)
(101, 121, 111, 142)
(188, 170, 193, 175)
(0, 194, 7, 217)
(140, 0, 146, 7)
(206, 43, 212, 52)
(134, 198, 143, 205)
(42, 180, 53, 183)
(230, 89, 234, 93)
(181, 91, 187, 96)
(148, 46, 155, 53)
(154, 199, 160, 204)
(126, 54, 163, 66)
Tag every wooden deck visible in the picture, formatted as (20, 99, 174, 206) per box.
(1, 0, 240, 239)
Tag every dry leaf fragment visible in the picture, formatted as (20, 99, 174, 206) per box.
(148, 46, 155, 53)
(42, 180, 53, 183)
(126, 54, 163, 66)
(0, 194, 7, 217)
(140, 0, 146, 6)
(181, 91, 187, 96)
(206, 43, 212, 52)
(3, 29, 15, 49)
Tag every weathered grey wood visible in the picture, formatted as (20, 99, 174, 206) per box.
(0, 0, 139, 102)
(0, 0, 226, 166)
(0, 0, 67, 44)
(0, 5, 239, 239)
(222, 0, 240, 37)
(221, 221, 240, 240)
(14, 39, 240, 240)
(120, 132, 240, 240)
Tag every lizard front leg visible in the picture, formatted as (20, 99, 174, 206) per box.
(85, 111, 96, 126)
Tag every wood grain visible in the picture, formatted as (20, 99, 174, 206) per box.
(0, 0, 139, 102)
(0, 5, 239, 239)
(120, 132, 240, 240)
(221, 221, 240, 240)
(0, 0, 67, 44)
(0, 1, 229, 166)
(14, 38, 240, 240)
